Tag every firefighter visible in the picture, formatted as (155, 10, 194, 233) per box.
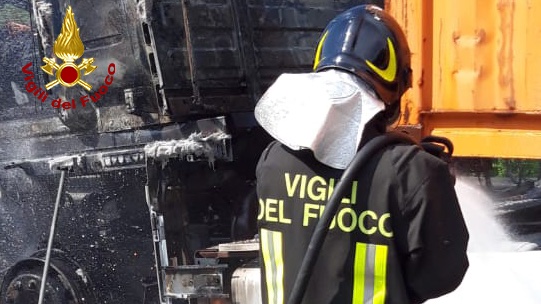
(254, 4, 469, 304)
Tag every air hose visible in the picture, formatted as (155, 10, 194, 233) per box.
(287, 131, 417, 304)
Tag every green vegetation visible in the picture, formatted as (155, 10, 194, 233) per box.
(456, 158, 541, 188)
(0, 4, 30, 26)
(492, 159, 541, 185)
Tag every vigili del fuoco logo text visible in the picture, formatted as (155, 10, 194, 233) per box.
(21, 6, 116, 109)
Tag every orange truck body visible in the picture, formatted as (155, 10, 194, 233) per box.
(388, 0, 541, 159)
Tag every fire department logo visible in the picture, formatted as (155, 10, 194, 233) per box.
(41, 6, 96, 91)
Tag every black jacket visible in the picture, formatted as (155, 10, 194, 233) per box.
(256, 140, 469, 304)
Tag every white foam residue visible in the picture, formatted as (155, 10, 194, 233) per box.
(75, 268, 88, 284)
(11, 82, 29, 105)
(144, 131, 230, 165)
(48, 155, 80, 171)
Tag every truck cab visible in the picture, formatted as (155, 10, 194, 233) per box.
(1, 1, 540, 303)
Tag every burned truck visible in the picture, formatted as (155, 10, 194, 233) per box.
(0, 0, 383, 303)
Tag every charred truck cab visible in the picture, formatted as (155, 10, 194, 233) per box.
(0, 0, 383, 303)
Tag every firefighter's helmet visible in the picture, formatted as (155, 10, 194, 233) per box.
(313, 5, 412, 121)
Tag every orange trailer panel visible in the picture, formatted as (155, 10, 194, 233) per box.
(388, 0, 541, 159)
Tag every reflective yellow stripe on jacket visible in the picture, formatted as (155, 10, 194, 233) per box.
(261, 228, 285, 304)
(261, 231, 388, 304)
(353, 242, 389, 304)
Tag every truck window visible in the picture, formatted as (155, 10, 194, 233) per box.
(0, 3, 34, 111)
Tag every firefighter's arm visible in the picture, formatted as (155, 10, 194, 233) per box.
(402, 161, 469, 303)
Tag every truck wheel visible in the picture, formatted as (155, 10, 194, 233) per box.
(0, 251, 96, 304)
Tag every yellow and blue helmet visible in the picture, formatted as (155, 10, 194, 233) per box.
(313, 5, 412, 113)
